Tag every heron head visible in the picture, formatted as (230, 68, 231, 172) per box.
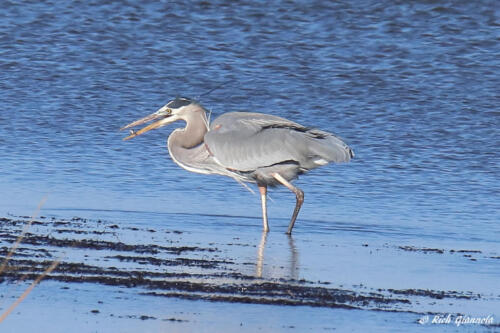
(120, 97, 200, 140)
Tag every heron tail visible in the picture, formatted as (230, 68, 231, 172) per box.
(307, 131, 354, 164)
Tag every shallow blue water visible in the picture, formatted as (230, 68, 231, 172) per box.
(0, 1, 499, 331)
(1, 0, 498, 239)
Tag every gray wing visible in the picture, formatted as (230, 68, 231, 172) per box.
(204, 112, 353, 172)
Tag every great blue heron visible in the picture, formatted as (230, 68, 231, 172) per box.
(121, 97, 354, 234)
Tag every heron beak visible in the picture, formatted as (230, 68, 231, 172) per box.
(120, 106, 178, 141)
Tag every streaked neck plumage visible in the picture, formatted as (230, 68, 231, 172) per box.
(167, 107, 212, 174)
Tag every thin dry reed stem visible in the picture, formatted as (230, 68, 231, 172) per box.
(0, 196, 47, 275)
(0, 260, 59, 323)
(0, 196, 61, 323)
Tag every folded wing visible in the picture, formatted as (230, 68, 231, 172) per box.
(204, 112, 353, 172)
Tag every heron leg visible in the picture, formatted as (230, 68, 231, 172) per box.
(259, 185, 269, 232)
(272, 173, 304, 234)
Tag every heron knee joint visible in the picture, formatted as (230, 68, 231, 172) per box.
(296, 189, 304, 202)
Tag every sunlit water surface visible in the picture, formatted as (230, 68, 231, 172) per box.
(0, 1, 499, 332)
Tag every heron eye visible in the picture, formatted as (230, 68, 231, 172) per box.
(167, 108, 172, 114)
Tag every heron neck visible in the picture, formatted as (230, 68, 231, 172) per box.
(168, 111, 208, 149)
(167, 111, 211, 173)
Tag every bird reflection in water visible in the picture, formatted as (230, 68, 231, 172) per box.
(255, 232, 299, 280)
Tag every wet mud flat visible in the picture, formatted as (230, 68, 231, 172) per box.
(1, 215, 499, 331)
